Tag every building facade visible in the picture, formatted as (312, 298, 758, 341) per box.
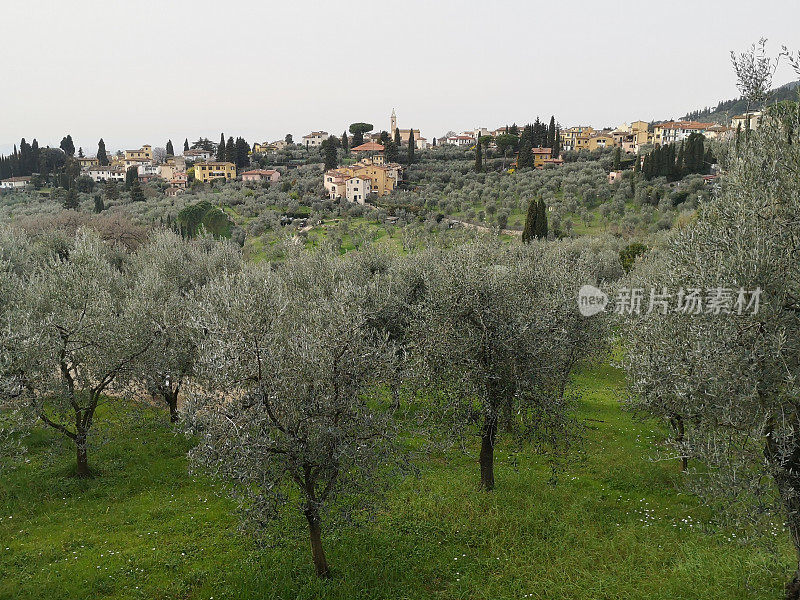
(194, 161, 236, 183)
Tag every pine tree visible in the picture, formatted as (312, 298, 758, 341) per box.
(97, 139, 109, 165)
(60, 135, 75, 157)
(184, 138, 190, 152)
(63, 188, 79, 210)
(166, 140, 174, 156)
(407, 130, 415, 164)
(217, 133, 226, 161)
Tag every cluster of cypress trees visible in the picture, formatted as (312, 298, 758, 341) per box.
(639, 133, 713, 180)
(522, 198, 548, 241)
(215, 133, 251, 169)
(516, 116, 561, 168)
(0, 138, 40, 178)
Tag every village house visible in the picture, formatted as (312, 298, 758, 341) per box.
(587, 131, 615, 151)
(0, 176, 31, 190)
(653, 120, 716, 145)
(560, 126, 594, 151)
(302, 131, 329, 147)
(78, 156, 99, 169)
(86, 166, 126, 183)
(170, 173, 188, 189)
(323, 146, 402, 204)
(138, 164, 160, 177)
(183, 148, 214, 161)
(124, 157, 152, 170)
(730, 111, 762, 131)
(165, 187, 184, 197)
(445, 135, 475, 146)
(194, 161, 236, 183)
(241, 169, 281, 183)
(124, 145, 153, 161)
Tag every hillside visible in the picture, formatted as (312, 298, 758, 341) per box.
(0, 361, 790, 600)
(681, 79, 799, 124)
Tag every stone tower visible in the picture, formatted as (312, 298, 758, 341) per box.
(390, 108, 397, 134)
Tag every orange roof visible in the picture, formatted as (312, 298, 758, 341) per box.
(351, 142, 384, 152)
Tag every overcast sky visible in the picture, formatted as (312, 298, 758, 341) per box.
(2, 0, 799, 155)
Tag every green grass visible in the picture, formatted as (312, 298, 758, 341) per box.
(0, 363, 791, 599)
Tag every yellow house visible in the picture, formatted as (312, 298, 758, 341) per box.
(588, 133, 615, 151)
(194, 161, 236, 183)
(78, 156, 99, 168)
(560, 126, 594, 151)
(124, 145, 153, 161)
(532, 147, 553, 168)
(323, 156, 400, 202)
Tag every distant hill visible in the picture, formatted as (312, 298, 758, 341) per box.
(681, 79, 800, 124)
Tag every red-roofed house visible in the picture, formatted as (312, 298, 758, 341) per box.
(241, 169, 281, 182)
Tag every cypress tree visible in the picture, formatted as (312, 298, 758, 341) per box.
(394, 128, 401, 148)
(522, 198, 538, 243)
(63, 188, 79, 210)
(612, 146, 621, 171)
(125, 166, 138, 190)
(226, 137, 235, 163)
(323, 139, 338, 170)
(97, 139, 109, 165)
(166, 140, 174, 156)
(217, 133, 226, 161)
(104, 179, 118, 201)
(407, 130, 415, 164)
(184, 138, 190, 152)
(517, 125, 533, 168)
(536, 199, 548, 239)
(341, 131, 349, 153)
(474, 137, 483, 172)
(547, 116, 556, 149)
(129, 179, 145, 202)
(93, 194, 105, 213)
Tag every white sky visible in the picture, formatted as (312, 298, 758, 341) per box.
(2, 0, 799, 155)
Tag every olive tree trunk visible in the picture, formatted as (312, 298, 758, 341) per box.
(479, 407, 498, 491)
(304, 505, 330, 578)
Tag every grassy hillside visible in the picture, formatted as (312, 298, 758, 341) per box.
(0, 362, 791, 600)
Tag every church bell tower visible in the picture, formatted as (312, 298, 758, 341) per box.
(390, 108, 397, 134)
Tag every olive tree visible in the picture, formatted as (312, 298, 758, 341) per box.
(624, 52, 800, 597)
(185, 253, 399, 577)
(3, 229, 150, 476)
(411, 240, 606, 490)
(128, 232, 241, 422)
